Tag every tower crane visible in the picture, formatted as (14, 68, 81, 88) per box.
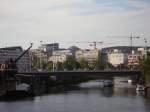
(108, 33, 140, 54)
(75, 41, 103, 49)
(89, 41, 103, 49)
(129, 34, 140, 54)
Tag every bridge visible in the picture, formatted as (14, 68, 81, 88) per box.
(17, 70, 142, 77)
(0, 70, 142, 95)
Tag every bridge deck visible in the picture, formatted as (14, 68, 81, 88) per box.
(17, 70, 142, 77)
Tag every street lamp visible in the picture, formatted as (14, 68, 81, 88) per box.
(29, 43, 33, 72)
(40, 41, 43, 70)
(144, 38, 148, 59)
(52, 42, 55, 71)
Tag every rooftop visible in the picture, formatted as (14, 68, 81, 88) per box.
(0, 46, 23, 51)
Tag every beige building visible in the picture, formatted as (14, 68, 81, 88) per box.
(30, 49, 48, 70)
(49, 50, 73, 63)
(75, 49, 101, 63)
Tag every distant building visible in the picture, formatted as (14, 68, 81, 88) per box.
(75, 49, 101, 63)
(39, 43, 59, 55)
(101, 46, 143, 54)
(30, 49, 48, 70)
(107, 52, 128, 67)
(101, 46, 147, 68)
(68, 46, 80, 57)
(127, 54, 142, 67)
(137, 47, 150, 58)
(48, 50, 73, 63)
(0, 46, 30, 72)
(101, 52, 108, 65)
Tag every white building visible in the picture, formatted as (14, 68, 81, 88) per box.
(49, 50, 73, 63)
(0, 46, 30, 72)
(75, 49, 101, 63)
(107, 51, 128, 67)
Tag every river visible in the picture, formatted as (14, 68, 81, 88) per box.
(0, 77, 150, 112)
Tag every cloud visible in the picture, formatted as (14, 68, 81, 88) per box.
(47, 0, 148, 16)
(0, 0, 150, 48)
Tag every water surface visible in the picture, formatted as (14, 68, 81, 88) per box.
(0, 78, 150, 112)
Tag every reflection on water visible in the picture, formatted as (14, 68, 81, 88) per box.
(0, 77, 150, 112)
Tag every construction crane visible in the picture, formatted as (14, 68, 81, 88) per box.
(129, 34, 140, 54)
(144, 38, 147, 50)
(0, 43, 33, 71)
(108, 34, 140, 54)
(15, 43, 33, 63)
(144, 38, 148, 58)
(44, 41, 111, 50)
(88, 41, 103, 49)
(75, 41, 103, 49)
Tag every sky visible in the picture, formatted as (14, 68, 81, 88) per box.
(0, 0, 150, 49)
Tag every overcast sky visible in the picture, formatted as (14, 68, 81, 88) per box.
(0, 0, 150, 49)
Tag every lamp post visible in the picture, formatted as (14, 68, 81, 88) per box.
(40, 41, 43, 71)
(144, 38, 148, 59)
(29, 43, 33, 72)
(52, 42, 55, 71)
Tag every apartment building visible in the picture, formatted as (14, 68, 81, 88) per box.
(107, 52, 128, 67)
(49, 50, 73, 63)
(75, 49, 101, 63)
(0, 46, 30, 72)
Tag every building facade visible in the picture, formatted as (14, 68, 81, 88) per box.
(49, 50, 73, 63)
(0, 46, 30, 72)
(39, 43, 59, 54)
(107, 52, 128, 67)
(127, 54, 142, 67)
(30, 49, 48, 71)
(75, 49, 101, 63)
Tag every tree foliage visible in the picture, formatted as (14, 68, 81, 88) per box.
(63, 58, 78, 70)
(56, 62, 64, 71)
(47, 62, 53, 71)
(79, 58, 89, 69)
(93, 61, 104, 70)
(140, 52, 150, 83)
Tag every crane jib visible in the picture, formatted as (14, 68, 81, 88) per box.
(15, 44, 33, 63)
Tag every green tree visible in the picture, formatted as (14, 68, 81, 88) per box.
(56, 62, 64, 71)
(93, 61, 104, 70)
(41, 60, 47, 70)
(79, 58, 89, 70)
(63, 58, 78, 70)
(88, 61, 104, 70)
(140, 52, 150, 84)
(47, 62, 53, 71)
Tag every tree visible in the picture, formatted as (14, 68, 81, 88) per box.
(56, 62, 64, 71)
(41, 60, 47, 70)
(140, 52, 150, 83)
(63, 58, 78, 70)
(47, 62, 53, 71)
(79, 58, 89, 70)
(94, 61, 104, 70)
